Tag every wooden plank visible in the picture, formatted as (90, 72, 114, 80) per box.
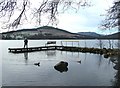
(46, 41, 56, 44)
(8, 46, 80, 53)
(8, 46, 63, 53)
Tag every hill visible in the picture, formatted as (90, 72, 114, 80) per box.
(1, 26, 120, 39)
(2, 26, 84, 39)
(105, 32, 120, 39)
(77, 32, 103, 38)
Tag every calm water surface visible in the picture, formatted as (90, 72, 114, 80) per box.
(2, 40, 118, 86)
(0, 40, 2, 87)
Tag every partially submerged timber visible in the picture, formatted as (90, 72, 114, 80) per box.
(8, 45, 120, 58)
(8, 41, 120, 59)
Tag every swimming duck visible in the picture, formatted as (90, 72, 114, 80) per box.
(34, 62, 40, 66)
(77, 60, 81, 64)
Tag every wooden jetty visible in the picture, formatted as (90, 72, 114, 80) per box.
(8, 41, 81, 53)
(8, 46, 63, 53)
(8, 45, 120, 59)
(8, 45, 84, 53)
(8, 40, 120, 59)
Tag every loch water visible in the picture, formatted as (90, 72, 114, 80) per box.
(1, 40, 119, 86)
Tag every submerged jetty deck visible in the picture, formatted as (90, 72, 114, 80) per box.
(8, 46, 63, 53)
(8, 40, 81, 53)
(8, 45, 120, 58)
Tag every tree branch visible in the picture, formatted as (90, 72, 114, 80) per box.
(0, 0, 89, 29)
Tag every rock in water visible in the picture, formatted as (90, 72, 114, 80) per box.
(54, 61, 68, 73)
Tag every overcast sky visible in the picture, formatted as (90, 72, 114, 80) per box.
(0, 0, 118, 34)
(57, 0, 117, 34)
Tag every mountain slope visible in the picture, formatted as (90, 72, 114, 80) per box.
(1, 26, 119, 39)
(105, 32, 120, 39)
(77, 32, 103, 38)
(2, 26, 82, 39)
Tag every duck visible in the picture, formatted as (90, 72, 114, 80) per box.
(77, 60, 81, 64)
(34, 62, 40, 66)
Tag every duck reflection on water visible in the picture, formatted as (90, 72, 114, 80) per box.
(54, 61, 68, 73)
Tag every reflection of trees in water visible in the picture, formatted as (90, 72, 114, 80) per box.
(111, 40, 120, 87)
(118, 55, 120, 87)
(96, 39, 117, 49)
(97, 54, 110, 68)
(24, 52, 28, 65)
(115, 39, 120, 87)
(111, 55, 120, 87)
(65, 51, 81, 63)
(97, 55, 103, 68)
(84, 40, 87, 47)
(108, 39, 114, 49)
(96, 39, 105, 49)
(46, 50, 56, 57)
(115, 41, 120, 48)
(115, 55, 120, 87)
(83, 53, 87, 61)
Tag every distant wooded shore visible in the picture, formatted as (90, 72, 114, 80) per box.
(0, 26, 120, 40)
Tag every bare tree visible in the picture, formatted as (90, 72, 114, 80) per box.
(0, 0, 90, 29)
(101, 1, 120, 87)
(100, 0, 120, 32)
(100, 0, 120, 49)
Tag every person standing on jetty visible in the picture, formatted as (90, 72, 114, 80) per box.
(24, 38, 28, 48)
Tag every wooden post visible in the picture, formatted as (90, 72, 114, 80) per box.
(61, 41, 63, 46)
(85, 40, 86, 48)
(72, 41, 73, 47)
